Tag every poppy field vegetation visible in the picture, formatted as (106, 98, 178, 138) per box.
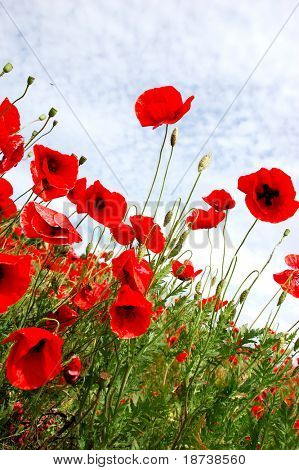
(0, 66, 298, 450)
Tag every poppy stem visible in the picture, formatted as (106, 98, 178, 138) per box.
(142, 124, 168, 215)
(153, 144, 174, 218)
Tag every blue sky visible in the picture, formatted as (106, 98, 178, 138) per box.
(0, 0, 298, 329)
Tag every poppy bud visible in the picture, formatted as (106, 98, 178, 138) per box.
(137, 244, 147, 261)
(170, 127, 178, 147)
(53, 120, 58, 127)
(239, 289, 249, 304)
(277, 291, 287, 306)
(39, 114, 47, 121)
(79, 156, 87, 166)
(163, 210, 173, 227)
(169, 243, 182, 258)
(27, 76, 35, 86)
(104, 250, 114, 261)
(3, 63, 13, 73)
(195, 280, 201, 294)
(211, 276, 217, 286)
(31, 130, 38, 138)
(86, 242, 93, 256)
(178, 230, 189, 245)
(215, 279, 225, 297)
(283, 229, 290, 237)
(48, 107, 58, 117)
(198, 152, 211, 173)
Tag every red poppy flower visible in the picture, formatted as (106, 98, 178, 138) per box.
(86, 180, 127, 228)
(186, 207, 226, 229)
(0, 98, 24, 173)
(199, 296, 228, 312)
(273, 254, 299, 298)
(112, 248, 153, 294)
(46, 305, 78, 332)
(172, 260, 202, 281)
(203, 189, 236, 211)
(109, 284, 153, 339)
(293, 419, 299, 435)
(130, 215, 165, 253)
(30, 145, 78, 201)
(135, 86, 194, 128)
(0, 178, 17, 221)
(73, 280, 110, 311)
(20, 202, 82, 245)
(67, 177, 88, 214)
(238, 168, 299, 223)
(176, 350, 189, 363)
(63, 356, 81, 384)
(228, 355, 238, 366)
(251, 404, 264, 420)
(110, 223, 135, 246)
(0, 254, 32, 314)
(2, 327, 63, 390)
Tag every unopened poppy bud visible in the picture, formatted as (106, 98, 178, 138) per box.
(239, 289, 249, 304)
(48, 107, 58, 117)
(27, 76, 35, 86)
(79, 156, 87, 166)
(3, 63, 13, 73)
(277, 291, 287, 306)
(170, 127, 178, 147)
(211, 276, 217, 286)
(283, 229, 290, 237)
(169, 243, 182, 258)
(86, 242, 93, 255)
(52, 120, 58, 127)
(215, 280, 225, 297)
(178, 230, 189, 244)
(195, 281, 201, 294)
(198, 152, 211, 173)
(39, 114, 47, 121)
(163, 210, 173, 227)
(138, 244, 147, 261)
(32, 130, 38, 137)
(176, 265, 185, 275)
(104, 250, 114, 261)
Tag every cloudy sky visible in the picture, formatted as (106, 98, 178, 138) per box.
(1, 0, 298, 329)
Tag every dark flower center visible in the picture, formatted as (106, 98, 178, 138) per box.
(49, 226, 63, 236)
(48, 158, 58, 173)
(30, 338, 47, 353)
(95, 197, 106, 211)
(118, 305, 136, 319)
(256, 184, 280, 206)
(0, 265, 4, 280)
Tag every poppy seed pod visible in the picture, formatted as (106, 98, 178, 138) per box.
(79, 156, 87, 166)
(27, 76, 35, 86)
(198, 152, 211, 173)
(283, 229, 290, 237)
(48, 107, 58, 118)
(3, 63, 13, 73)
(170, 127, 178, 147)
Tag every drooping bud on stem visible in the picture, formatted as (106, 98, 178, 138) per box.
(39, 114, 47, 121)
(198, 152, 211, 173)
(138, 244, 147, 261)
(215, 279, 225, 297)
(170, 127, 178, 147)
